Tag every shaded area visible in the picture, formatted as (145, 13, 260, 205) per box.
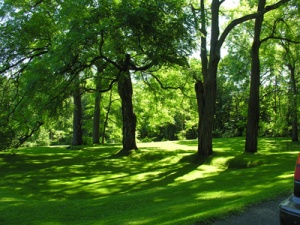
(211, 193, 289, 225)
(0, 138, 297, 224)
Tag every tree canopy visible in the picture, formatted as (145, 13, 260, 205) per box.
(0, 0, 299, 155)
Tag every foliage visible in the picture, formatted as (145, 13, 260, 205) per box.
(0, 0, 299, 150)
(134, 64, 198, 142)
(0, 0, 197, 149)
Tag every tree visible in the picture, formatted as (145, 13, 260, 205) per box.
(245, 0, 266, 153)
(0, 0, 195, 151)
(92, 62, 107, 144)
(191, 0, 290, 156)
(72, 73, 83, 146)
(95, 0, 194, 153)
(117, 54, 138, 152)
(245, 0, 300, 151)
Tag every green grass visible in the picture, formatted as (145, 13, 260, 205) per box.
(0, 137, 299, 225)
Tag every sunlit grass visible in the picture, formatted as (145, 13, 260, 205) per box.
(0, 137, 298, 224)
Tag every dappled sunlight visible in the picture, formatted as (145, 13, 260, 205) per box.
(0, 138, 299, 224)
(174, 165, 223, 183)
(277, 173, 293, 179)
(258, 137, 297, 153)
(138, 140, 197, 151)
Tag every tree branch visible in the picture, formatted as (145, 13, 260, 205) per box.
(218, 0, 290, 50)
(83, 77, 118, 93)
(261, 36, 300, 44)
(14, 121, 44, 148)
(149, 73, 182, 90)
(99, 31, 122, 70)
(129, 61, 155, 71)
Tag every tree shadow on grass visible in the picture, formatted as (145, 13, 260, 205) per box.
(0, 141, 298, 225)
(0, 142, 244, 201)
(0, 144, 206, 201)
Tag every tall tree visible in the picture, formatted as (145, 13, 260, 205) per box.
(245, 0, 300, 151)
(96, 0, 194, 153)
(72, 73, 83, 146)
(245, 0, 266, 153)
(192, 0, 290, 156)
(92, 73, 102, 145)
(118, 54, 138, 152)
(92, 61, 107, 144)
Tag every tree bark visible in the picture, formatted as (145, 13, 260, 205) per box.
(245, 0, 266, 153)
(118, 54, 138, 154)
(197, 0, 220, 156)
(288, 64, 299, 142)
(72, 73, 83, 146)
(195, 80, 204, 143)
(92, 75, 102, 144)
(102, 88, 113, 144)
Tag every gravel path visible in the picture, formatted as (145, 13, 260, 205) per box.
(210, 193, 290, 225)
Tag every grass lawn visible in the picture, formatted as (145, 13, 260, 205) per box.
(0, 137, 299, 225)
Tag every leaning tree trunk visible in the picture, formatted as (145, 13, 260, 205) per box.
(118, 54, 138, 154)
(245, 0, 266, 153)
(72, 74, 83, 146)
(289, 64, 299, 142)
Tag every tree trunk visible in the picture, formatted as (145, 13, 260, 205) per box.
(92, 77, 102, 144)
(195, 80, 204, 144)
(245, 0, 266, 153)
(289, 64, 299, 142)
(198, 59, 219, 156)
(102, 88, 113, 144)
(118, 54, 138, 154)
(197, 0, 220, 156)
(72, 74, 83, 146)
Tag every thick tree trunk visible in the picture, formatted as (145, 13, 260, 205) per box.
(245, 0, 266, 153)
(289, 64, 299, 142)
(197, 0, 220, 156)
(198, 60, 219, 156)
(118, 54, 138, 154)
(72, 74, 83, 146)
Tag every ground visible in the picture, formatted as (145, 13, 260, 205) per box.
(211, 193, 289, 225)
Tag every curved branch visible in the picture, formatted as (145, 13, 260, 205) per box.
(261, 36, 300, 44)
(129, 61, 155, 71)
(99, 31, 122, 70)
(14, 121, 44, 148)
(217, 0, 290, 50)
(150, 73, 182, 90)
(83, 77, 118, 93)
